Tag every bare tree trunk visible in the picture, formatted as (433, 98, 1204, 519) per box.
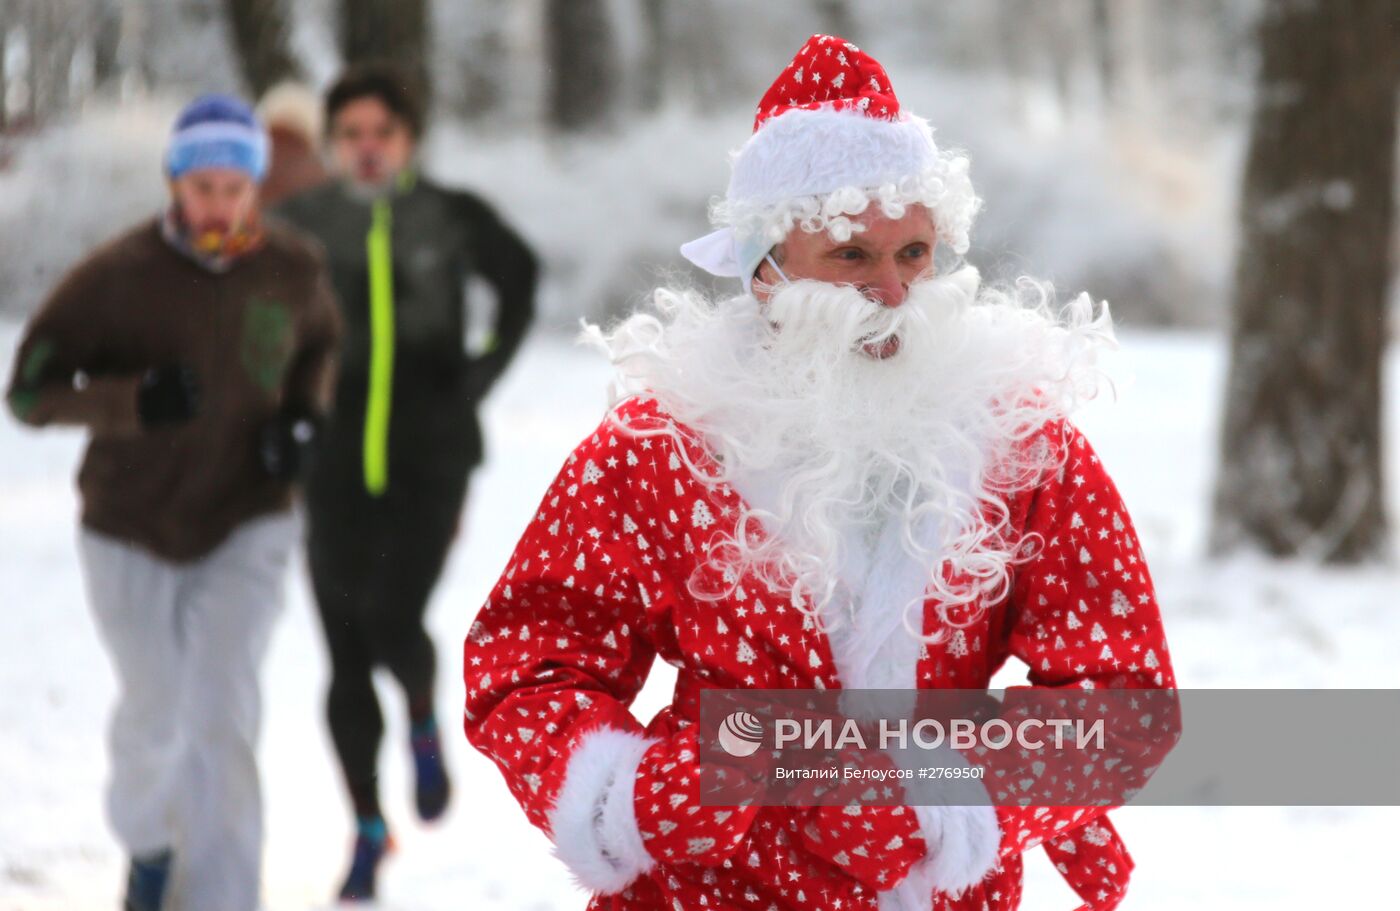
(1044, 4, 1077, 118)
(996, 0, 1036, 125)
(130, 0, 158, 90)
(813, 0, 855, 42)
(222, 0, 300, 97)
(91, 0, 125, 91)
(457, 0, 507, 118)
(0, 3, 10, 132)
(1210, 0, 1399, 563)
(26, 0, 48, 121)
(45, 5, 77, 112)
(636, 0, 666, 112)
(339, 0, 430, 108)
(670, 0, 728, 113)
(1090, 0, 1116, 110)
(544, 0, 616, 132)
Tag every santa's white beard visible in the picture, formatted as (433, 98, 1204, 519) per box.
(583, 265, 1114, 641)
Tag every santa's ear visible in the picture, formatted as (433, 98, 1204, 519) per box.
(752, 264, 773, 303)
(764, 244, 788, 275)
(751, 246, 786, 303)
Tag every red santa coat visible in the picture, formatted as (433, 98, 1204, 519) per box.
(464, 394, 1179, 911)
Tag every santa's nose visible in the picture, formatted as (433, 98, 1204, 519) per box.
(861, 264, 910, 308)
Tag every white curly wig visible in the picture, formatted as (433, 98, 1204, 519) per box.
(682, 105, 982, 292)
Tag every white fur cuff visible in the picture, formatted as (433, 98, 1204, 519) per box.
(547, 727, 660, 894)
(907, 799, 1001, 897)
(883, 741, 1002, 906)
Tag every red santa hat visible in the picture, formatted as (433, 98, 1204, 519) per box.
(681, 34, 980, 293)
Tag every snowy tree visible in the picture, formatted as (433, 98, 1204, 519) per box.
(0, 1, 10, 132)
(544, 0, 617, 132)
(435, 0, 510, 119)
(34, 1, 75, 114)
(812, 0, 855, 45)
(339, 0, 431, 107)
(1089, 0, 1116, 109)
(222, 0, 301, 96)
(138, 0, 244, 95)
(635, 0, 666, 112)
(1210, 0, 1398, 563)
(90, 0, 125, 92)
(0, 0, 125, 126)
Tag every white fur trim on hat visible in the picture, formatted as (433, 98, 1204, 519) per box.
(729, 107, 937, 205)
(709, 106, 981, 256)
(682, 106, 982, 283)
(547, 727, 660, 894)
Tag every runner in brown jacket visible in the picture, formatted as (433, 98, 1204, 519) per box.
(5, 94, 340, 911)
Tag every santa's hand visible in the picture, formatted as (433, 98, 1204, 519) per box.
(631, 727, 763, 867)
(904, 802, 1003, 901)
(798, 802, 929, 892)
(548, 726, 762, 895)
(887, 739, 1003, 902)
(789, 744, 929, 891)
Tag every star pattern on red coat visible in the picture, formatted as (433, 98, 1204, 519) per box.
(464, 395, 1178, 911)
(798, 786, 929, 891)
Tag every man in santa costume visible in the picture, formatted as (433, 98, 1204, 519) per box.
(464, 34, 1179, 911)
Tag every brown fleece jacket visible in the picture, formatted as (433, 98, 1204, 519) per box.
(6, 216, 342, 562)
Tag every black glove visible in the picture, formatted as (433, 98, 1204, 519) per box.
(257, 406, 322, 481)
(136, 365, 200, 427)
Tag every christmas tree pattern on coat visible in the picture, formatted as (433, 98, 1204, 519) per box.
(464, 395, 1177, 911)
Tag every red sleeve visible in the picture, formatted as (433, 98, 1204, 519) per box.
(991, 418, 1181, 860)
(463, 415, 657, 831)
(463, 405, 761, 894)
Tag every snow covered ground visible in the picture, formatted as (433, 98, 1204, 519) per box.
(1, 321, 1396, 910)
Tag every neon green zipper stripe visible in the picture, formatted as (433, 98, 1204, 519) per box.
(363, 198, 395, 496)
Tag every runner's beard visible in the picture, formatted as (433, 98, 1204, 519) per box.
(588, 265, 1113, 636)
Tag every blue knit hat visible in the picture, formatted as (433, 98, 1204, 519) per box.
(165, 94, 269, 182)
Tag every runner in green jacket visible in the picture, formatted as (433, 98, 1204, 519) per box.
(275, 62, 539, 901)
